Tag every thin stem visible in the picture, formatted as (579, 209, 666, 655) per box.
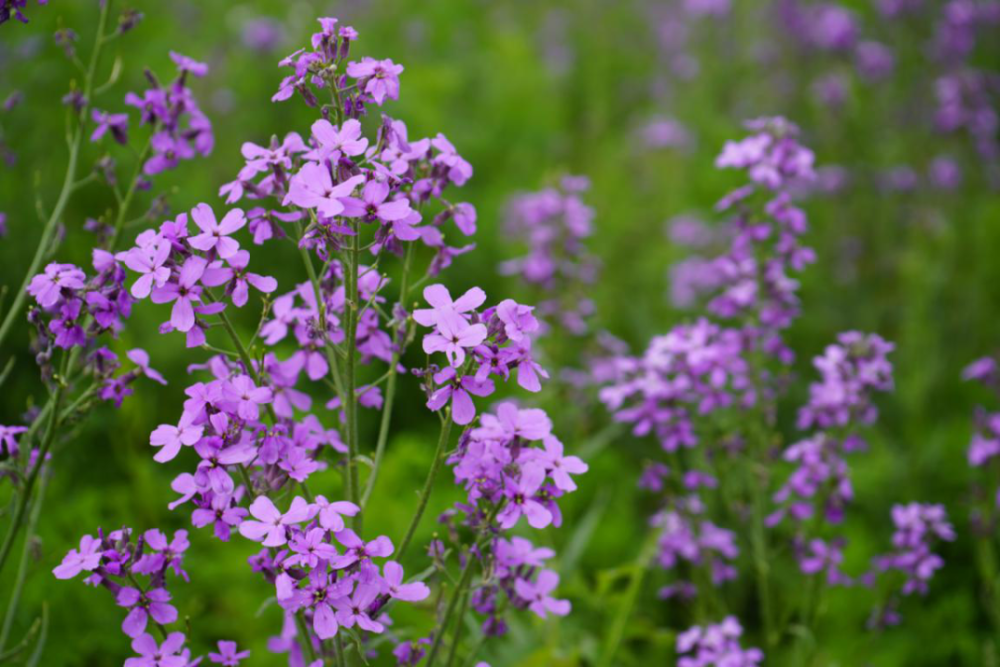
(0, 468, 50, 652)
(361, 244, 414, 509)
(426, 555, 478, 667)
(0, 382, 66, 578)
(396, 412, 453, 561)
(343, 223, 361, 526)
(294, 611, 318, 664)
(444, 589, 471, 667)
(0, 0, 112, 354)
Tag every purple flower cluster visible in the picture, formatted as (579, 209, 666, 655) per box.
(676, 617, 763, 667)
(600, 318, 750, 452)
(769, 332, 895, 584)
(54, 526, 251, 665)
(240, 495, 429, 643)
(107, 52, 214, 177)
(417, 286, 547, 424)
(54, 528, 189, 638)
(441, 402, 584, 633)
(868, 503, 955, 627)
(119, 203, 276, 345)
(500, 176, 599, 335)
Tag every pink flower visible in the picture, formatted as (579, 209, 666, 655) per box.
(124, 632, 189, 667)
(346, 57, 403, 105)
(381, 561, 430, 602)
(151, 256, 207, 332)
(514, 570, 570, 618)
(150, 414, 204, 463)
(308, 118, 368, 160)
(224, 374, 273, 421)
(52, 535, 102, 579)
(498, 464, 552, 529)
(284, 165, 364, 218)
(538, 435, 588, 492)
(413, 284, 486, 328)
(238, 496, 316, 547)
(188, 204, 246, 259)
(422, 309, 487, 367)
(122, 238, 171, 298)
(335, 583, 384, 632)
(341, 180, 413, 225)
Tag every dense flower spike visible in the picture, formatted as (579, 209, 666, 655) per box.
(71, 16, 583, 666)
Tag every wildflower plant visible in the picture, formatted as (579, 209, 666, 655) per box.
(598, 118, 952, 664)
(0, 11, 586, 666)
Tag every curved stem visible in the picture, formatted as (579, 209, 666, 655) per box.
(0, 0, 112, 355)
(396, 413, 453, 561)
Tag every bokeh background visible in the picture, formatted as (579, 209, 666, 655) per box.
(2, 0, 999, 664)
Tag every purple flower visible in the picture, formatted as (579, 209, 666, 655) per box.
(122, 237, 172, 299)
(91, 109, 129, 144)
(127, 348, 168, 385)
(309, 118, 368, 160)
(426, 366, 494, 425)
(335, 583, 384, 632)
(224, 374, 273, 421)
(0, 424, 27, 457)
(150, 414, 204, 463)
(341, 180, 413, 225)
(170, 51, 209, 77)
(208, 640, 250, 666)
(513, 570, 570, 618)
(346, 57, 403, 105)
(538, 436, 588, 492)
(188, 204, 247, 259)
(238, 496, 316, 547)
(117, 586, 178, 638)
(284, 165, 364, 218)
(150, 256, 207, 333)
(422, 310, 488, 368)
(144, 131, 196, 175)
(498, 464, 552, 529)
(52, 535, 102, 579)
(381, 561, 430, 601)
(676, 617, 763, 667)
(314, 495, 360, 532)
(124, 632, 189, 667)
(27, 263, 86, 308)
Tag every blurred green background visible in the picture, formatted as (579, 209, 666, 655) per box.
(2, 0, 999, 664)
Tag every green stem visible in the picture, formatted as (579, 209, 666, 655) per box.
(343, 224, 361, 526)
(0, 468, 50, 652)
(294, 611, 318, 664)
(0, 383, 65, 578)
(396, 413, 453, 561)
(444, 590, 471, 667)
(361, 245, 414, 509)
(426, 556, 477, 667)
(0, 0, 111, 355)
